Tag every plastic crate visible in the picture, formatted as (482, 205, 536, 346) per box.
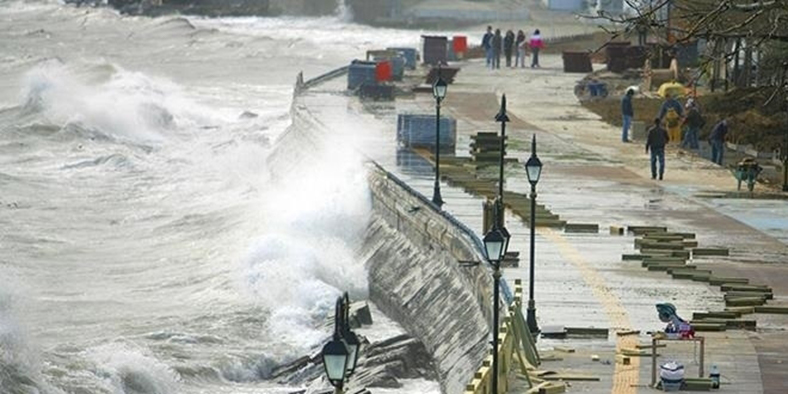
(387, 47, 418, 70)
(348, 60, 377, 90)
(397, 114, 456, 153)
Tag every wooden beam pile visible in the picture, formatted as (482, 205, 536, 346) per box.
(619, 226, 787, 331)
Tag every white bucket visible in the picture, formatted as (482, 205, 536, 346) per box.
(660, 361, 685, 392)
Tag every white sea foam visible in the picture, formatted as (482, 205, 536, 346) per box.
(86, 342, 181, 394)
(19, 59, 230, 144)
(239, 131, 371, 351)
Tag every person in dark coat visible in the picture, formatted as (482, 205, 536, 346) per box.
(709, 119, 729, 165)
(681, 98, 704, 150)
(492, 29, 502, 69)
(482, 26, 494, 68)
(503, 29, 515, 68)
(646, 118, 670, 180)
(621, 88, 634, 142)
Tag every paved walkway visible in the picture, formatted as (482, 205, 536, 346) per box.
(438, 56, 788, 393)
(298, 54, 788, 393)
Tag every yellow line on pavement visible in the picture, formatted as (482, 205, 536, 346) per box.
(540, 227, 640, 394)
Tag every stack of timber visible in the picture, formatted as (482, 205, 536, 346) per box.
(468, 132, 515, 168)
(410, 151, 566, 227)
(621, 226, 782, 331)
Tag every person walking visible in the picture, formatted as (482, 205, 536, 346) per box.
(492, 29, 502, 69)
(503, 29, 515, 68)
(658, 93, 684, 143)
(621, 88, 635, 142)
(646, 117, 669, 180)
(709, 119, 729, 165)
(681, 98, 704, 150)
(529, 29, 544, 68)
(482, 26, 494, 69)
(515, 30, 526, 68)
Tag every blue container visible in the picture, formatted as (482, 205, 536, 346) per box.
(388, 47, 418, 70)
(397, 113, 456, 152)
(447, 39, 457, 61)
(348, 60, 377, 90)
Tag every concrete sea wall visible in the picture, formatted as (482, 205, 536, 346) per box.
(267, 75, 494, 393)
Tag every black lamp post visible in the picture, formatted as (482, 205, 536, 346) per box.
(496, 94, 510, 205)
(525, 134, 543, 334)
(781, 62, 788, 192)
(322, 293, 360, 394)
(432, 67, 447, 207)
(484, 224, 509, 394)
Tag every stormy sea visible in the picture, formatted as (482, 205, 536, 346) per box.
(0, 1, 442, 393)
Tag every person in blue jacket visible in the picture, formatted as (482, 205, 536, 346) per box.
(709, 119, 729, 165)
(482, 26, 494, 68)
(621, 88, 635, 142)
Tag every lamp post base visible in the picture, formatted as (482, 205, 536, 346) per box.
(432, 184, 444, 207)
(526, 299, 539, 334)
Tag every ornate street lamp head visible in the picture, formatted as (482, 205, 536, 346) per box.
(321, 337, 349, 387)
(433, 76, 447, 102)
(525, 135, 542, 186)
(483, 227, 506, 263)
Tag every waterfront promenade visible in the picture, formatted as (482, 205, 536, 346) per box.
(297, 54, 788, 393)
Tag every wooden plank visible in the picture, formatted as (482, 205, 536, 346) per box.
(726, 291, 773, 300)
(554, 346, 575, 353)
(628, 225, 667, 234)
(725, 296, 766, 307)
(542, 374, 600, 381)
(721, 283, 770, 292)
(622, 254, 646, 261)
(724, 306, 755, 315)
(564, 223, 599, 233)
(692, 322, 727, 331)
(565, 327, 608, 337)
(637, 241, 685, 250)
(693, 311, 740, 320)
(641, 260, 686, 268)
(644, 232, 695, 239)
(692, 248, 730, 256)
(709, 276, 749, 285)
(754, 305, 788, 314)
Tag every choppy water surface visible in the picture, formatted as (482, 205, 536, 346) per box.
(0, 1, 437, 393)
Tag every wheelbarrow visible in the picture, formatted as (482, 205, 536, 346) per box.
(574, 79, 608, 99)
(732, 158, 762, 192)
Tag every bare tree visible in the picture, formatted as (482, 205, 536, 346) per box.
(586, 0, 788, 90)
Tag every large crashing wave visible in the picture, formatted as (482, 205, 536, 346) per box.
(18, 59, 225, 145)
